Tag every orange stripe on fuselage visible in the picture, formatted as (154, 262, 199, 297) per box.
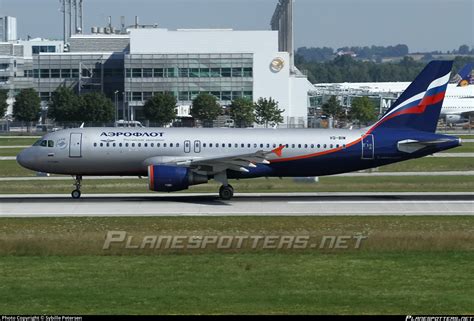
(270, 137, 362, 163)
(149, 165, 155, 189)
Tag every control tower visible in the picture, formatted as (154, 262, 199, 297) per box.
(271, 0, 294, 73)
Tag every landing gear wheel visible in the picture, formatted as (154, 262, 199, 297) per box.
(71, 175, 82, 199)
(71, 189, 81, 199)
(219, 185, 234, 200)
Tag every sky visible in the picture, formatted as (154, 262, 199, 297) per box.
(0, 0, 472, 52)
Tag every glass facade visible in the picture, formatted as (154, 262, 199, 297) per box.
(32, 46, 57, 54)
(5, 52, 256, 119)
(124, 53, 254, 104)
(34, 53, 125, 101)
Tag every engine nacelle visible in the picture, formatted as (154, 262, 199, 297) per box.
(148, 165, 208, 192)
(445, 114, 463, 124)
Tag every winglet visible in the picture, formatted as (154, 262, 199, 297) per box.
(272, 145, 285, 157)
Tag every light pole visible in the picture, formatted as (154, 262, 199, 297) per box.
(114, 90, 119, 126)
(122, 92, 126, 122)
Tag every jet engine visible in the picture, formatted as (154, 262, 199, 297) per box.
(148, 165, 208, 192)
(445, 114, 463, 124)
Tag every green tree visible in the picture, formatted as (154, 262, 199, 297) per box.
(78, 92, 114, 123)
(0, 89, 8, 118)
(229, 97, 254, 128)
(321, 95, 343, 119)
(190, 93, 222, 127)
(13, 88, 41, 131)
(254, 97, 284, 128)
(458, 44, 470, 55)
(349, 96, 377, 127)
(48, 86, 81, 122)
(143, 92, 177, 126)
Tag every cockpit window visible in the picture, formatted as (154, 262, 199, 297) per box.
(33, 140, 42, 146)
(48, 140, 54, 147)
(40, 140, 47, 147)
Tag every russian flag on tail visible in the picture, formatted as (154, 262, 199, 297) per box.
(369, 60, 453, 133)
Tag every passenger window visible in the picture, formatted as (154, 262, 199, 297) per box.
(330, 144, 333, 148)
(336, 144, 339, 148)
(106, 143, 110, 147)
(247, 144, 251, 148)
(100, 143, 103, 147)
(113, 143, 116, 147)
(150, 143, 154, 147)
(157, 143, 160, 147)
(210, 143, 213, 147)
(260, 144, 264, 148)
(241, 144, 244, 148)
(298, 144, 302, 148)
(273, 144, 277, 148)
(228, 143, 231, 148)
(48, 140, 54, 147)
(304, 144, 308, 148)
(203, 143, 207, 148)
(170, 143, 174, 147)
(94, 143, 97, 147)
(323, 144, 327, 149)
(311, 144, 314, 148)
(119, 143, 123, 147)
(164, 143, 167, 147)
(285, 144, 289, 148)
(235, 144, 238, 148)
(317, 144, 320, 148)
(144, 143, 148, 147)
(132, 143, 135, 147)
(138, 143, 141, 147)
(40, 140, 47, 147)
(291, 144, 295, 148)
(254, 144, 257, 148)
(176, 143, 180, 147)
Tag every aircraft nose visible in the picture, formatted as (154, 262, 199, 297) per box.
(16, 149, 34, 170)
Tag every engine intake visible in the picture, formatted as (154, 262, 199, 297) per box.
(148, 165, 208, 192)
(445, 114, 463, 124)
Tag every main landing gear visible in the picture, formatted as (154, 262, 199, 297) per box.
(215, 171, 234, 200)
(71, 175, 82, 199)
(219, 184, 234, 200)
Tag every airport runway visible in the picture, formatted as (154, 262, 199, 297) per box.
(0, 192, 472, 217)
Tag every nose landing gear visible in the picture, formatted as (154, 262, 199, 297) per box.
(71, 175, 82, 199)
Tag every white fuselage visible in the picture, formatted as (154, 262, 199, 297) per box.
(314, 82, 474, 117)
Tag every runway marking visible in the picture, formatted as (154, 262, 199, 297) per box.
(1, 193, 472, 217)
(288, 201, 474, 204)
(1, 211, 473, 218)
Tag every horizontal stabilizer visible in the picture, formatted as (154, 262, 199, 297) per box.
(397, 139, 451, 153)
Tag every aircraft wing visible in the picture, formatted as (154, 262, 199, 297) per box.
(174, 146, 285, 174)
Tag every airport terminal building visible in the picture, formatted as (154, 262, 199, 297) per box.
(1, 28, 312, 127)
(0, 0, 312, 127)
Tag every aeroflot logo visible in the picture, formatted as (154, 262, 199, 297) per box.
(100, 132, 164, 137)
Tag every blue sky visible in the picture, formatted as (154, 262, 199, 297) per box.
(0, 0, 472, 52)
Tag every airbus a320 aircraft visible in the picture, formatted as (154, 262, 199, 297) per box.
(17, 61, 461, 200)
